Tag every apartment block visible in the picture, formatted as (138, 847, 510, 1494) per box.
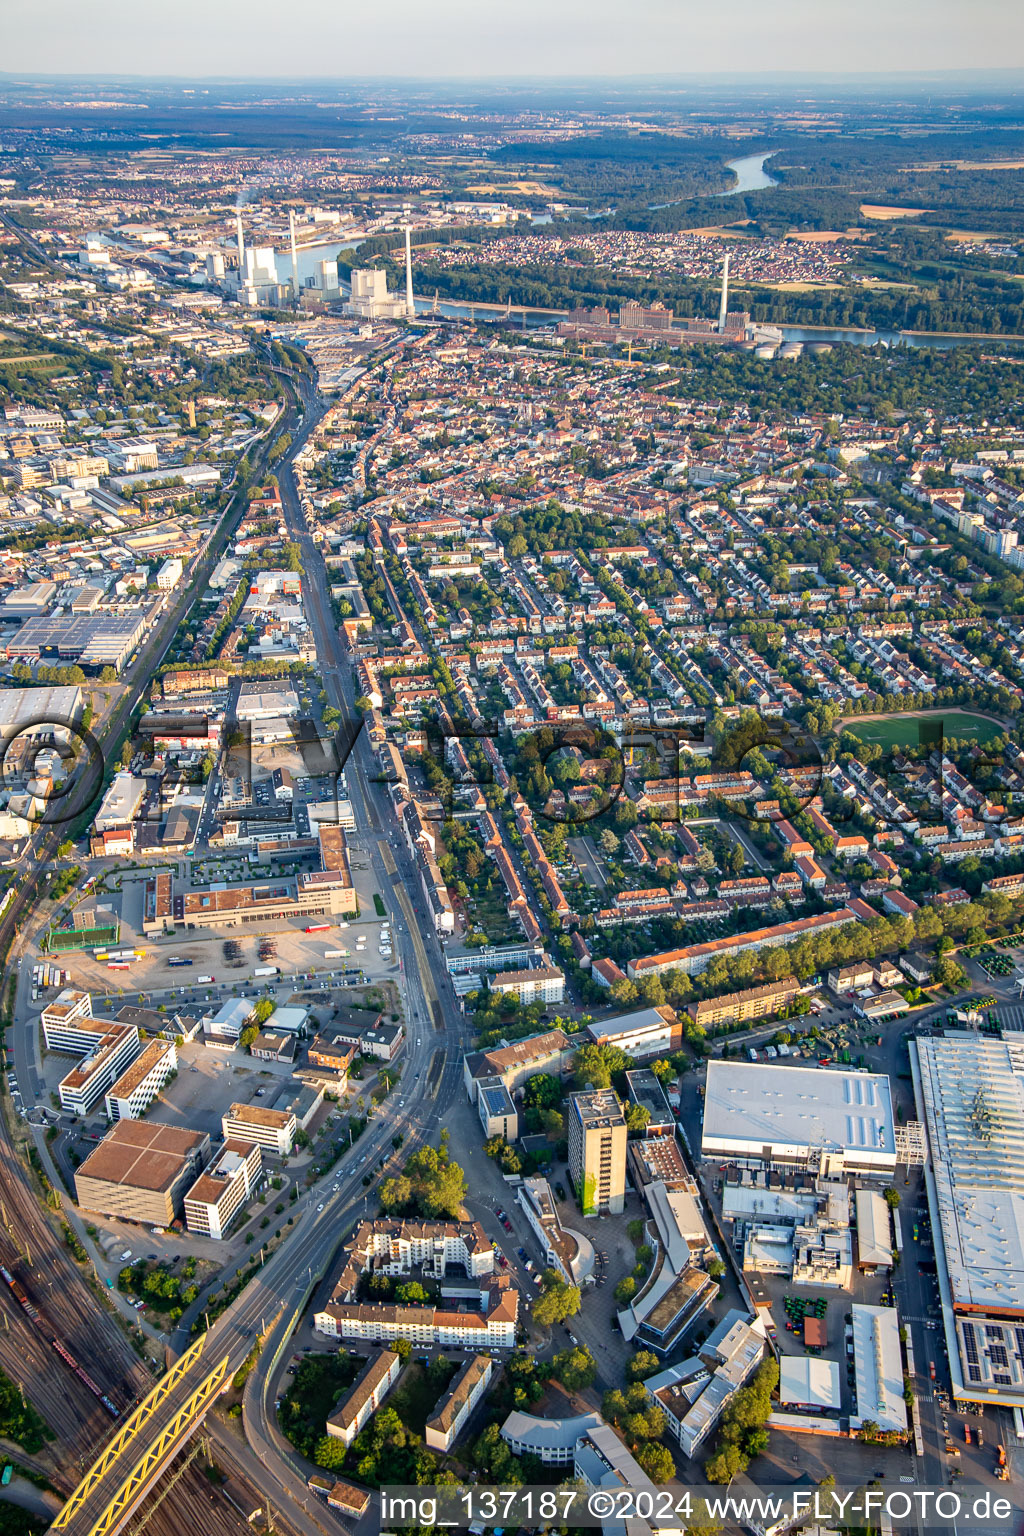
(687, 979, 800, 1031)
(425, 1354, 495, 1452)
(490, 965, 565, 1006)
(325, 1350, 401, 1447)
(568, 1089, 627, 1217)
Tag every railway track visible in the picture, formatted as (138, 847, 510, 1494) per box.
(0, 362, 307, 1536)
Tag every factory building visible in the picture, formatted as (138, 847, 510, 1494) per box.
(912, 1033, 1024, 1406)
(701, 1060, 897, 1177)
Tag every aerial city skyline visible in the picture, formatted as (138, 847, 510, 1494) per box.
(0, 36, 1023, 1536)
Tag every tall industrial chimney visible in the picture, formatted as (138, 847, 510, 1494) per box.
(718, 253, 730, 333)
(289, 209, 299, 300)
(236, 212, 245, 277)
(404, 226, 415, 319)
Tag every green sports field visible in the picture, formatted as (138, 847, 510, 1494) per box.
(839, 711, 1006, 750)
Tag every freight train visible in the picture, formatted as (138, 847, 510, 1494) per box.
(0, 1263, 119, 1417)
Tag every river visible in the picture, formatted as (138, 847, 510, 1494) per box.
(718, 151, 779, 197)
(278, 207, 1012, 352)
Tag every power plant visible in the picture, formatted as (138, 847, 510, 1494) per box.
(558, 247, 781, 350)
(405, 226, 415, 319)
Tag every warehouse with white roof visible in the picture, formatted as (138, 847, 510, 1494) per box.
(701, 1060, 897, 1177)
(912, 1032, 1024, 1406)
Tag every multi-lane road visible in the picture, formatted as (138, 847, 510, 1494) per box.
(52, 363, 473, 1536)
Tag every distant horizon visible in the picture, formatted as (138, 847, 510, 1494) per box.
(5, 0, 1023, 82)
(3, 66, 1024, 84)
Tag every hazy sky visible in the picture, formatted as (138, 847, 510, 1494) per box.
(5, 0, 1024, 79)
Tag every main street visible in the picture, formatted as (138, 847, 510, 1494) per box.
(32, 351, 478, 1536)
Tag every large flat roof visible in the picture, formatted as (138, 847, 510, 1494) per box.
(76, 1120, 207, 1192)
(702, 1060, 896, 1164)
(779, 1355, 841, 1411)
(914, 1033, 1024, 1315)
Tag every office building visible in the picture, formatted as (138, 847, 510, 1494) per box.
(104, 1038, 177, 1121)
(184, 1140, 263, 1240)
(75, 1121, 210, 1226)
(567, 1089, 627, 1217)
(41, 988, 94, 1049)
(645, 1311, 767, 1459)
(701, 1060, 897, 1177)
(624, 1069, 675, 1137)
(221, 1103, 298, 1157)
(516, 1177, 595, 1287)
(425, 1355, 494, 1453)
(156, 557, 183, 590)
(326, 1350, 401, 1447)
(58, 1023, 141, 1116)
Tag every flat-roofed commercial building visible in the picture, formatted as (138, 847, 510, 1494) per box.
(586, 1006, 683, 1061)
(182, 872, 355, 928)
(94, 772, 147, 833)
(59, 1023, 141, 1115)
(184, 1140, 262, 1240)
(851, 1303, 907, 1435)
(75, 1121, 210, 1226)
(0, 684, 82, 741)
(4, 611, 148, 673)
(104, 1038, 177, 1121)
(477, 1078, 518, 1141)
(624, 1068, 675, 1137)
(688, 979, 800, 1031)
(568, 1089, 627, 1217)
(855, 1188, 894, 1270)
(701, 1060, 897, 1178)
(40, 988, 94, 1049)
(222, 1103, 298, 1157)
(912, 1032, 1024, 1405)
(235, 682, 300, 720)
(425, 1354, 495, 1452)
(326, 1350, 401, 1447)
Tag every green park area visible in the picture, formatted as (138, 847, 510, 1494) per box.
(838, 710, 1005, 751)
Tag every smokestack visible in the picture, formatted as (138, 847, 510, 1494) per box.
(289, 209, 299, 301)
(236, 212, 245, 276)
(718, 253, 729, 333)
(404, 226, 414, 319)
